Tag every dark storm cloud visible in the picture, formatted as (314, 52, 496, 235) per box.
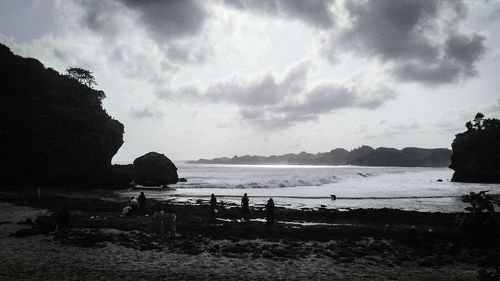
(166, 62, 395, 130)
(119, 0, 207, 39)
(77, 0, 207, 40)
(341, 0, 441, 62)
(325, 0, 486, 85)
(223, 0, 335, 29)
(79, 0, 122, 35)
(393, 33, 486, 84)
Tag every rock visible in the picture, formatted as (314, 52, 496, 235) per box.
(0, 43, 124, 187)
(110, 164, 135, 187)
(133, 152, 178, 186)
(450, 114, 500, 183)
(262, 250, 273, 258)
(436, 179, 443, 182)
(178, 177, 187, 182)
(270, 246, 290, 257)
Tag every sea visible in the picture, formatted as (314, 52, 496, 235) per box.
(121, 162, 500, 213)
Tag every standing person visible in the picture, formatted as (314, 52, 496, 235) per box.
(209, 194, 217, 222)
(265, 198, 275, 226)
(55, 207, 70, 232)
(241, 193, 249, 222)
(152, 206, 165, 236)
(164, 208, 177, 237)
(138, 192, 146, 211)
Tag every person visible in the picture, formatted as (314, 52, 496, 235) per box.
(138, 192, 146, 210)
(121, 205, 133, 217)
(129, 196, 139, 215)
(209, 194, 217, 221)
(152, 206, 165, 236)
(241, 193, 249, 222)
(55, 207, 70, 232)
(265, 198, 275, 226)
(164, 208, 177, 237)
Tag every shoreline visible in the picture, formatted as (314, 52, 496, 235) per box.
(1, 188, 499, 280)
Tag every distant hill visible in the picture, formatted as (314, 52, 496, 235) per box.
(189, 145, 452, 167)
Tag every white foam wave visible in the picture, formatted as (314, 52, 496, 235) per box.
(173, 175, 339, 189)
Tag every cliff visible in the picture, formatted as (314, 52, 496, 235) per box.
(0, 44, 124, 187)
(190, 145, 452, 167)
(450, 114, 500, 183)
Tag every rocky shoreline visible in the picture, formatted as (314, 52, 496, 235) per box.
(1, 189, 499, 280)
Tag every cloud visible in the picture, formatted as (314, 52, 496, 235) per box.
(223, 0, 335, 29)
(356, 120, 422, 139)
(78, 0, 207, 40)
(119, 0, 207, 40)
(78, 0, 124, 36)
(488, 6, 500, 22)
(323, 0, 486, 85)
(393, 33, 485, 84)
(130, 107, 164, 119)
(166, 62, 396, 130)
(74, 0, 211, 68)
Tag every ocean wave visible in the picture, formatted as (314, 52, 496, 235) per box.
(174, 176, 339, 189)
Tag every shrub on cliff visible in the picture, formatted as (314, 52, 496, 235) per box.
(450, 113, 500, 183)
(0, 44, 124, 187)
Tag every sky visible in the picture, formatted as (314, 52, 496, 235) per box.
(1, 0, 499, 162)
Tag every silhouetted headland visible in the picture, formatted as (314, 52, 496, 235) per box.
(450, 113, 500, 183)
(0, 43, 177, 188)
(190, 146, 452, 167)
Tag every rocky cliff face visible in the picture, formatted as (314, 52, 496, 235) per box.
(0, 44, 124, 186)
(450, 114, 500, 183)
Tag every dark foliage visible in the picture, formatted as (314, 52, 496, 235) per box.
(450, 113, 500, 183)
(65, 67, 98, 89)
(0, 44, 124, 187)
(461, 191, 500, 214)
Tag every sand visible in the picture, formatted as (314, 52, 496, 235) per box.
(0, 201, 487, 281)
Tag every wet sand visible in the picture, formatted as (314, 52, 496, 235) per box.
(0, 189, 498, 280)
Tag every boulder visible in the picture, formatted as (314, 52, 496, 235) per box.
(133, 152, 178, 186)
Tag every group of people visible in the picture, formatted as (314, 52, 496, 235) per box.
(121, 192, 147, 217)
(152, 204, 177, 237)
(122, 192, 177, 237)
(120, 191, 276, 238)
(210, 193, 275, 225)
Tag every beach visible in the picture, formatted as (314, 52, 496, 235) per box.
(0, 189, 499, 280)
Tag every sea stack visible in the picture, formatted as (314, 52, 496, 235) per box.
(450, 113, 500, 183)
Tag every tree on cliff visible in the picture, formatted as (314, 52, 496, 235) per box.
(66, 67, 97, 88)
(473, 112, 484, 129)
